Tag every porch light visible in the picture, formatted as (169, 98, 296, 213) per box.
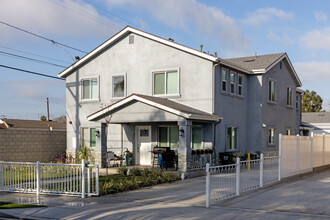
(179, 128, 184, 137)
(95, 130, 100, 137)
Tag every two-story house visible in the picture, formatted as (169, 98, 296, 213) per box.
(59, 26, 302, 172)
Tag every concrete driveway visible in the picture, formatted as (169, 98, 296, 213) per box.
(1, 170, 330, 219)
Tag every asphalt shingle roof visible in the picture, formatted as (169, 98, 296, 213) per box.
(225, 53, 285, 71)
(0, 119, 66, 131)
(302, 112, 330, 123)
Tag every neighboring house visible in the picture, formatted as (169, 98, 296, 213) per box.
(301, 112, 330, 135)
(0, 119, 66, 162)
(58, 26, 303, 171)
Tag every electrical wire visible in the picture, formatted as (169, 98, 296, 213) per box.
(0, 64, 65, 80)
(0, 45, 71, 64)
(0, 21, 88, 54)
(0, 50, 67, 68)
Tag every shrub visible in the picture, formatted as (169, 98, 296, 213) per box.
(76, 145, 94, 163)
(141, 168, 151, 177)
(130, 167, 142, 176)
(117, 166, 128, 175)
(53, 152, 74, 164)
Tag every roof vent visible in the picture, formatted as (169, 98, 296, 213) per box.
(244, 59, 256, 62)
(75, 56, 80, 61)
(168, 38, 174, 42)
(214, 52, 218, 57)
(200, 44, 203, 52)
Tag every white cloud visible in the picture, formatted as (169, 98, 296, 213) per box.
(314, 11, 327, 22)
(105, 0, 250, 52)
(243, 7, 293, 26)
(294, 61, 330, 83)
(0, 0, 120, 42)
(300, 28, 330, 51)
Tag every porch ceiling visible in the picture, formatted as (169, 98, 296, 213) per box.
(87, 94, 222, 123)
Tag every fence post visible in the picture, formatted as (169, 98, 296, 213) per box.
(278, 133, 282, 181)
(36, 161, 40, 196)
(236, 157, 240, 196)
(297, 134, 300, 175)
(206, 163, 210, 208)
(260, 153, 264, 188)
(323, 133, 325, 165)
(81, 159, 85, 199)
(87, 165, 91, 195)
(311, 132, 314, 170)
(0, 163, 3, 189)
(96, 165, 99, 196)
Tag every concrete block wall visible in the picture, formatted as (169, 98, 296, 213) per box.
(0, 130, 66, 162)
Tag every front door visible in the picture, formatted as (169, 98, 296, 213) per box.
(136, 126, 152, 165)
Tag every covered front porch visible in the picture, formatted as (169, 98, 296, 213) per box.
(87, 94, 222, 172)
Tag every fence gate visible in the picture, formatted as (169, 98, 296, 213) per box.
(0, 160, 99, 198)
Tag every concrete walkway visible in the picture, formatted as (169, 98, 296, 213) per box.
(1, 170, 330, 219)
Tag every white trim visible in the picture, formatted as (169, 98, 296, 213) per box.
(80, 76, 100, 102)
(152, 68, 180, 96)
(87, 94, 222, 121)
(112, 73, 127, 99)
(59, 27, 217, 78)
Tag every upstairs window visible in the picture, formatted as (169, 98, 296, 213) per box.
(296, 94, 299, 109)
(287, 87, 293, 106)
(82, 78, 98, 100)
(153, 70, 179, 95)
(222, 69, 228, 91)
(227, 127, 237, 150)
(112, 74, 126, 98)
(268, 80, 276, 102)
(238, 75, 243, 96)
(230, 72, 235, 93)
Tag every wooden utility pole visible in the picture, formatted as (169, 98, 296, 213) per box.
(47, 97, 50, 130)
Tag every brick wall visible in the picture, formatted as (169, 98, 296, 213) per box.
(0, 130, 66, 162)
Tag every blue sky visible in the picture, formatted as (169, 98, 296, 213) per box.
(1, 0, 330, 119)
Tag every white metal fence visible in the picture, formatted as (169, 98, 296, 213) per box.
(0, 160, 99, 198)
(280, 133, 330, 178)
(206, 154, 279, 207)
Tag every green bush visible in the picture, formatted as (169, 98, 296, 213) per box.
(117, 166, 128, 175)
(130, 167, 142, 176)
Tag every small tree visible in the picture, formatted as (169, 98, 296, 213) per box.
(40, 115, 47, 121)
(77, 145, 94, 163)
(302, 90, 324, 112)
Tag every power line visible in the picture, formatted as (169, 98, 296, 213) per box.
(0, 50, 67, 68)
(0, 45, 71, 64)
(0, 64, 65, 80)
(0, 21, 88, 54)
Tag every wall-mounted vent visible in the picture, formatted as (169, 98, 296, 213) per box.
(129, 35, 134, 44)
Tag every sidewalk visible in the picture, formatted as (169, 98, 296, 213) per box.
(1, 170, 330, 219)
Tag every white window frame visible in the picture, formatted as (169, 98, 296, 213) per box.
(268, 79, 276, 103)
(80, 76, 100, 102)
(268, 128, 276, 145)
(238, 74, 243, 96)
(112, 73, 127, 99)
(227, 126, 238, 150)
(230, 71, 236, 94)
(286, 86, 293, 107)
(221, 68, 228, 92)
(152, 68, 180, 97)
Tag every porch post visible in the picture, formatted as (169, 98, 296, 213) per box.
(178, 120, 192, 173)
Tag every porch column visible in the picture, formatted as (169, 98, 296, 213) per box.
(178, 120, 192, 173)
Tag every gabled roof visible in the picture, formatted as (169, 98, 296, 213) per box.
(87, 94, 222, 122)
(225, 53, 302, 86)
(59, 26, 218, 78)
(0, 119, 66, 131)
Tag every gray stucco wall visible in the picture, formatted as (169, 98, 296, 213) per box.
(0, 130, 66, 162)
(261, 60, 300, 152)
(65, 32, 214, 160)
